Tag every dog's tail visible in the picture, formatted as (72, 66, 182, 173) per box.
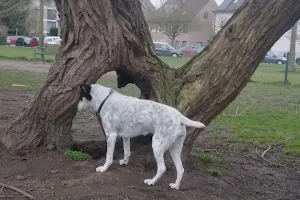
(181, 115, 206, 128)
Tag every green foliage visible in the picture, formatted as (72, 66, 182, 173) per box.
(49, 27, 58, 36)
(205, 169, 223, 177)
(0, 37, 6, 45)
(190, 151, 212, 164)
(64, 150, 92, 161)
(215, 157, 227, 165)
(0, 0, 31, 32)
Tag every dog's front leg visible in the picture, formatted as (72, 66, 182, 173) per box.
(119, 137, 131, 165)
(96, 133, 117, 173)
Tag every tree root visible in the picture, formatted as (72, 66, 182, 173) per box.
(293, 162, 300, 174)
(255, 145, 284, 167)
(0, 195, 14, 198)
(51, 190, 58, 200)
(0, 182, 35, 199)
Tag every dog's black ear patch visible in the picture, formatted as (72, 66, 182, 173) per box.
(79, 84, 92, 101)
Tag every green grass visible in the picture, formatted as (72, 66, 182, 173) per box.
(205, 169, 223, 177)
(0, 46, 55, 62)
(252, 63, 300, 86)
(215, 157, 227, 165)
(64, 150, 92, 161)
(190, 151, 213, 164)
(0, 70, 47, 91)
(159, 56, 191, 68)
(210, 83, 300, 154)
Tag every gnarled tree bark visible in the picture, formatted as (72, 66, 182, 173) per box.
(1, 0, 300, 166)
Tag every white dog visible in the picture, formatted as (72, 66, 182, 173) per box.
(77, 84, 205, 190)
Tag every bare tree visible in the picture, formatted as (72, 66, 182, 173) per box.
(149, 0, 201, 47)
(1, 0, 300, 167)
(288, 22, 297, 71)
(284, 20, 300, 45)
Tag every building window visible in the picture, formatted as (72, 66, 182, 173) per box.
(45, 0, 55, 7)
(204, 12, 208, 19)
(233, 0, 239, 3)
(47, 9, 57, 20)
(182, 41, 187, 47)
(195, 41, 202, 48)
(47, 21, 57, 32)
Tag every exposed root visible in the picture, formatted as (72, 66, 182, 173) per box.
(0, 195, 14, 198)
(255, 145, 284, 167)
(293, 162, 300, 174)
(121, 195, 130, 200)
(0, 182, 35, 199)
(51, 190, 58, 200)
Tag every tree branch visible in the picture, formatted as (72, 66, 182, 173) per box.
(0, 182, 35, 199)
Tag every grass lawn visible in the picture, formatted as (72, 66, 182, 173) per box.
(0, 45, 55, 62)
(210, 83, 300, 154)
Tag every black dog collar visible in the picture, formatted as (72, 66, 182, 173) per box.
(97, 89, 113, 114)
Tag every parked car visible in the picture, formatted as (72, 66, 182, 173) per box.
(179, 45, 203, 56)
(262, 51, 285, 64)
(6, 37, 10, 46)
(8, 36, 22, 46)
(29, 37, 39, 47)
(296, 57, 300, 65)
(44, 36, 61, 47)
(154, 42, 182, 57)
(15, 37, 31, 47)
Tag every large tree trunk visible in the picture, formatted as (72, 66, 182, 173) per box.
(170, 37, 176, 47)
(1, 0, 300, 165)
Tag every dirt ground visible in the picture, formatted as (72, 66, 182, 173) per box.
(0, 61, 300, 200)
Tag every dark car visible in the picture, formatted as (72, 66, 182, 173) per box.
(154, 42, 182, 57)
(15, 37, 30, 47)
(6, 37, 10, 46)
(262, 51, 285, 65)
(296, 57, 300, 65)
(179, 45, 203, 56)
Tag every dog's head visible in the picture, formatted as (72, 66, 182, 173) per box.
(78, 84, 93, 112)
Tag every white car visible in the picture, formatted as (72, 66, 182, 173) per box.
(44, 36, 61, 47)
(6, 37, 10, 45)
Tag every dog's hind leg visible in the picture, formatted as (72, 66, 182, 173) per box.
(96, 133, 117, 173)
(119, 137, 131, 165)
(168, 135, 185, 190)
(144, 136, 167, 186)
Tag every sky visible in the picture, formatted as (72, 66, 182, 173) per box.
(150, 0, 224, 8)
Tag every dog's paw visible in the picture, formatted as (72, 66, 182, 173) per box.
(119, 159, 128, 166)
(144, 179, 155, 186)
(169, 183, 179, 190)
(96, 166, 107, 173)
